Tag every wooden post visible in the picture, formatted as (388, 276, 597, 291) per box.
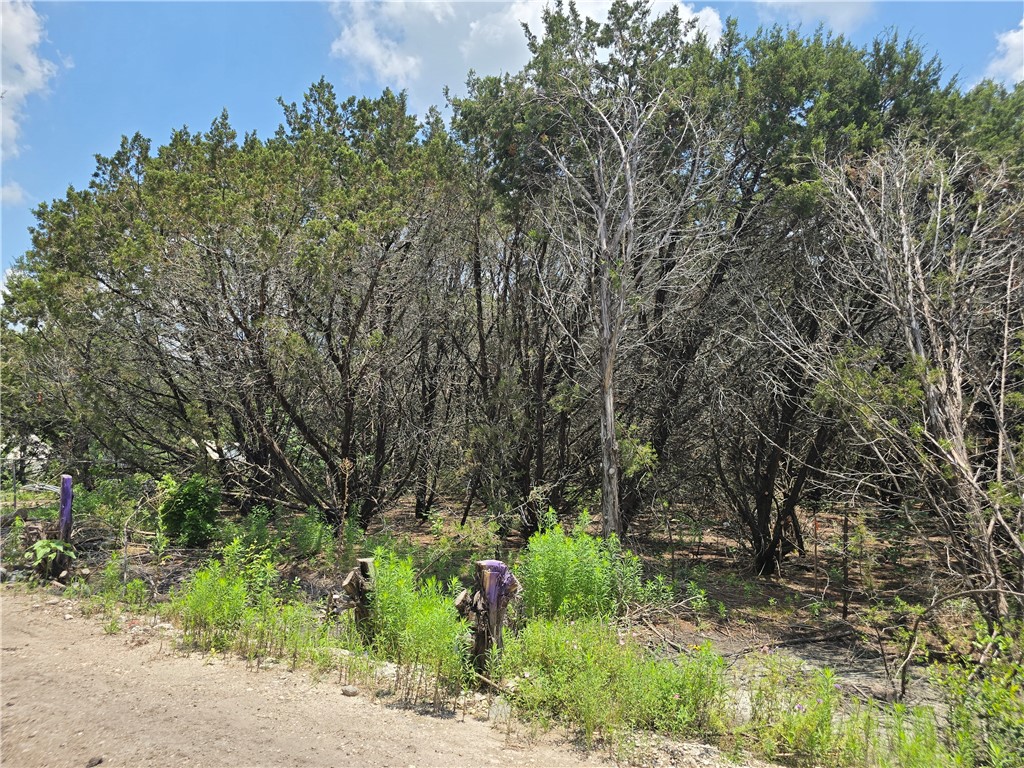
(340, 557, 375, 636)
(457, 560, 519, 676)
(59, 474, 73, 543)
(52, 474, 73, 578)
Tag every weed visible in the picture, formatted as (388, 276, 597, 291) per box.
(747, 654, 844, 765)
(24, 538, 75, 575)
(937, 622, 1024, 767)
(283, 511, 333, 560)
(516, 513, 670, 620)
(369, 549, 472, 709)
(159, 473, 220, 547)
(5, 515, 27, 555)
(498, 618, 727, 745)
(124, 578, 150, 611)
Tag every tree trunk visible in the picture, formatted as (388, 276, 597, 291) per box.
(599, 266, 622, 538)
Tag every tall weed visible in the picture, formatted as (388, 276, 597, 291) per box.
(516, 514, 670, 619)
(499, 618, 727, 744)
(369, 548, 472, 709)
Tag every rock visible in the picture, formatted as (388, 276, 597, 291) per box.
(85, 757, 103, 767)
(63, 614, 73, 620)
(46, 598, 60, 605)
(341, 685, 359, 697)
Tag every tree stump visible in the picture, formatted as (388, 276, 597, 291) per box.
(456, 559, 520, 675)
(338, 557, 375, 636)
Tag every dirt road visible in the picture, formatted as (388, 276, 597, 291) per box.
(1, 589, 611, 768)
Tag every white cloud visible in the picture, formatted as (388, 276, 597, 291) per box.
(1, 180, 27, 206)
(329, 1, 723, 112)
(984, 16, 1023, 85)
(329, 2, 423, 86)
(754, 1, 875, 34)
(0, 1, 58, 158)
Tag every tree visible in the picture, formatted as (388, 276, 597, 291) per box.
(497, 0, 722, 536)
(804, 135, 1023, 625)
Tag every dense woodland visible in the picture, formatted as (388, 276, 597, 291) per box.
(3, 1, 1022, 634)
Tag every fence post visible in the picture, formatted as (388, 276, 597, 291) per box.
(457, 559, 520, 676)
(59, 474, 73, 543)
(340, 557, 375, 635)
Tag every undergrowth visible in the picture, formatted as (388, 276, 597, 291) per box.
(497, 618, 727, 745)
(515, 512, 671, 619)
(12, 478, 1015, 768)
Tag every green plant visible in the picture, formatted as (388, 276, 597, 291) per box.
(99, 552, 125, 599)
(6, 515, 27, 555)
(685, 580, 709, 613)
(368, 548, 471, 709)
(283, 511, 333, 560)
(937, 623, 1024, 767)
(498, 618, 727, 745)
(158, 473, 221, 547)
(124, 578, 150, 611)
(516, 513, 670, 620)
(747, 654, 844, 766)
(170, 557, 248, 651)
(24, 538, 76, 574)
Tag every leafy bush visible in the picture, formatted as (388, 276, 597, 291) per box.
(937, 623, 1024, 768)
(498, 618, 727, 744)
(516, 514, 671, 619)
(171, 558, 248, 650)
(25, 538, 76, 575)
(282, 511, 333, 560)
(170, 539, 277, 650)
(159, 474, 221, 547)
(369, 548, 472, 707)
(748, 658, 844, 766)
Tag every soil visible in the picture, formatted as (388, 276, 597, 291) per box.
(0, 588, 761, 768)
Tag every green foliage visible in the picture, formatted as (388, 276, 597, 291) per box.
(937, 624, 1024, 767)
(72, 475, 147, 529)
(169, 538, 277, 650)
(171, 558, 249, 651)
(4, 515, 27, 556)
(24, 538, 75, 572)
(368, 549, 472, 704)
(282, 511, 333, 560)
(498, 618, 727, 744)
(748, 656, 844, 766)
(516, 515, 671, 619)
(743, 652, 967, 768)
(158, 474, 221, 547)
(124, 578, 150, 611)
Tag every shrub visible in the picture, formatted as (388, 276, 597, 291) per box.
(283, 511, 333, 560)
(159, 474, 221, 547)
(369, 548, 472, 708)
(516, 513, 671, 619)
(498, 618, 727, 744)
(171, 558, 248, 650)
(170, 539, 277, 650)
(937, 623, 1024, 767)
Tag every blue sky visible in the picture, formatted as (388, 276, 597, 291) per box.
(2, 1, 1022, 277)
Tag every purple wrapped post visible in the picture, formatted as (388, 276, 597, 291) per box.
(469, 559, 521, 673)
(58, 474, 73, 542)
(478, 559, 520, 612)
